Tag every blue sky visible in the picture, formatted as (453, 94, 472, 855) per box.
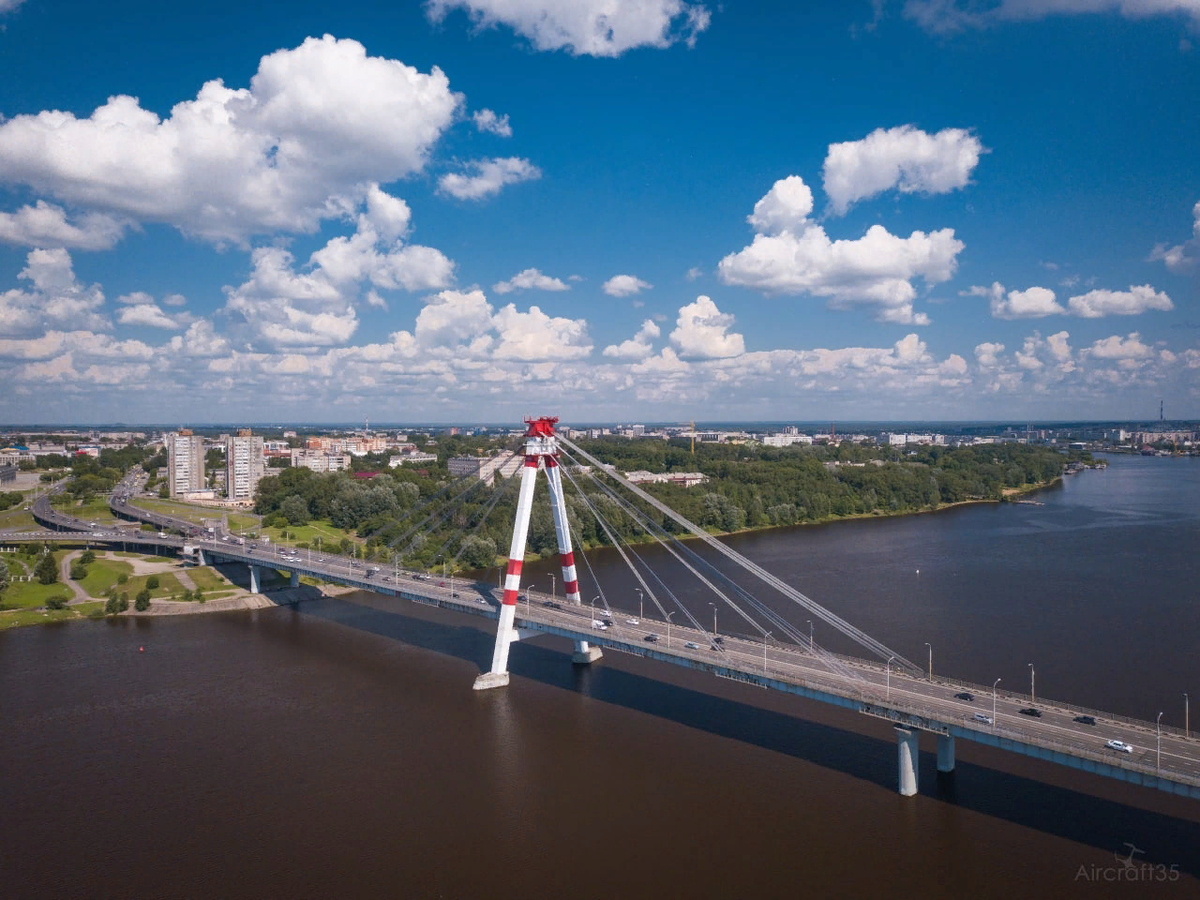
(0, 0, 1198, 424)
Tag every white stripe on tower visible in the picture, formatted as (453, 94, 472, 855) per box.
(544, 458, 581, 605)
(486, 453, 541, 677)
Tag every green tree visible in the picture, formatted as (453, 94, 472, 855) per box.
(459, 535, 497, 569)
(80, 549, 96, 565)
(279, 494, 309, 527)
(117, 573, 128, 585)
(46, 596, 67, 610)
(69, 562, 88, 581)
(146, 575, 160, 590)
(193, 589, 205, 603)
(35, 552, 59, 585)
(158, 484, 170, 498)
(135, 589, 151, 611)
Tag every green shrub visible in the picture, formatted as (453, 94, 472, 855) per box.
(69, 563, 88, 581)
(117, 573, 128, 585)
(146, 575, 160, 590)
(80, 549, 96, 565)
(45, 596, 67, 610)
(134, 591, 150, 611)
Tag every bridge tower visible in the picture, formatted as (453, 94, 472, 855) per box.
(474, 416, 594, 690)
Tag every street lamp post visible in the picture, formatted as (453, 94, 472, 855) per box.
(709, 603, 717, 636)
(666, 611, 675, 649)
(1028, 663, 1035, 704)
(550, 574, 555, 600)
(590, 595, 597, 621)
(1157, 712, 1163, 770)
(807, 620, 813, 651)
(993, 678, 1001, 729)
(763, 631, 773, 675)
(1185, 693, 1190, 739)
(925, 643, 933, 682)
(636, 588, 644, 620)
(886, 655, 896, 702)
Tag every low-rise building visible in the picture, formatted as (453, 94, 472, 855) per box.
(389, 451, 439, 467)
(290, 449, 352, 472)
(448, 451, 522, 485)
(625, 470, 708, 488)
(0, 464, 16, 485)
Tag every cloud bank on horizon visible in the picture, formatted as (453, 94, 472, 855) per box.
(0, 2, 1196, 423)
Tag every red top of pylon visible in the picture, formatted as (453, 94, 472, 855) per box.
(524, 416, 559, 437)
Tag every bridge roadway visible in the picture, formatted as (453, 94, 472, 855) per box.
(6, 510, 1200, 800)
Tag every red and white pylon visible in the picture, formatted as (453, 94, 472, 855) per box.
(474, 416, 597, 690)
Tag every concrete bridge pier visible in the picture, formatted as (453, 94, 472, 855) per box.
(195, 549, 206, 567)
(937, 734, 955, 774)
(289, 571, 300, 588)
(895, 726, 919, 797)
(249, 564, 260, 594)
(571, 639, 603, 665)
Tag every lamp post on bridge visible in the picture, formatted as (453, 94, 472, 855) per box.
(1185, 693, 1190, 739)
(666, 611, 675, 649)
(709, 602, 717, 636)
(549, 574, 555, 600)
(807, 620, 813, 651)
(763, 631, 772, 676)
(1157, 711, 1163, 771)
(1028, 663, 1035, 704)
(993, 678, 1001, 730)
(886, 655, 896, 703)
(636, 588, 643, 620)
(925, 643, 932, 682)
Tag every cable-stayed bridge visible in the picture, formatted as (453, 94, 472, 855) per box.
(6, 420, 1199, 802)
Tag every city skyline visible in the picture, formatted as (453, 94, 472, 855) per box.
(1, 1, 1198, 423)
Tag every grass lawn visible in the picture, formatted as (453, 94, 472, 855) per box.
(131, 498, 225, 527)
(0, 507, 37, 531)
(51, 495, 118, 524)
(75, 601, 106, 617)
(0, 607, 78, 629)
(262, 518, 361, 548)
(126, 571, 184, 599)
(4, 555, 30, 578)
(227, 513, 260, 532)
(0, 579, 73, 610)
(76, 558, 134, 597)
(187, 566, 232, 591)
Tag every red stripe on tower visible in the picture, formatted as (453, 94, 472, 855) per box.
(502, 589, 519, 605)
(506, 559, 523, 576)
(559, 551, 574, 567)
(524, 455, 538, 467)
(564, 579, 579, 594)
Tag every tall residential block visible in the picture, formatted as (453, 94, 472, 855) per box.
(167, 430, 205, 498)
(226, 430, 266, 502)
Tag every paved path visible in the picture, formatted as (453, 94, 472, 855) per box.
(59, 551, 90, 604)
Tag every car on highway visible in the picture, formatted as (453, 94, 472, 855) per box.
(684, 641, 700, 650)
(954, 692, 975, 702)
(972, 713, 993, 724)
(644, 634, 659, 643)
(625, 618, 639, 625)
(1074, 715, 1097, 726)
(1019, 707, 1043, 718)
(591, 620, 608, 630)
(1105, 739, 1134, 753)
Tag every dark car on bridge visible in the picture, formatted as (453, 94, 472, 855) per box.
(1019, 707, 1043, 718)
(954, 692, 975, 702)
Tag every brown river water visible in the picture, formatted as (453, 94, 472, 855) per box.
(2, 454, 1198, 899)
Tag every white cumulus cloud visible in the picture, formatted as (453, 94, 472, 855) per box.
(905, 0, 1200, 34)
(1149, 200, 1199, 274)
(1086, 332, 1153, 360)
(964, 282, 1066, 319)
(438, 157, 541, 200)
(823, 125, 985, 215)
(0, 249, 108, 336)
(425, 0, 712, 57)
(719, 176, 959, 324)
(603, 318, 660, 359)
(0, 36, 461, 245)
(602, 274, 653, 297)
(0, 201, 129, 250)
(493, 267, 571, 294)
(472, 108, 512, 137)
(1067, 285, 1173, 318)
(670, 296, 744, 359)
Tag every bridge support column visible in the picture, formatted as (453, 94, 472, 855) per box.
(196, 549, 205, 567)
(895, 726, 919, 797)
(571, 639, 603, 665)
(289, 571, 300, 588)
(937, 734, 955, 773)
(249, 564, 260, 595)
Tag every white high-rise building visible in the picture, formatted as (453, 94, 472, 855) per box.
(226, 431, 266, 501)
(167, 431, 205, 498)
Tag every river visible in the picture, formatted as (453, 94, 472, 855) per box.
(2, 453, 1197, 898)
